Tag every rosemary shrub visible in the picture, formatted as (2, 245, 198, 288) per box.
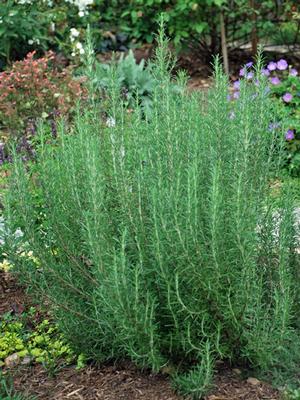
(6, 36, 299, 397)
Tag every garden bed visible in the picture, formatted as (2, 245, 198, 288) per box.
(1, 278, 280, 400)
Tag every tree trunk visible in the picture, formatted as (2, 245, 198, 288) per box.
(220, 9, 229, 75)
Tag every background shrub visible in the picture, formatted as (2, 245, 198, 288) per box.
(0, 51, 84, 135)
(6, 38, 299, 395)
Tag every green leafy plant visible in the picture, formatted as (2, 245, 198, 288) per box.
(94, 50, 157, 117)
(284, 387, 300, 400)
(0, 0, 50, 67)
(0, 311, 77, 371)
(6, 31, 299, 397)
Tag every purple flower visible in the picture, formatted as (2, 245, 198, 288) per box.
(290, 68, 298, 77)
(282, 93, 293, 103)
(233, 80, 240, 89)
(227, 94, 232, 101)
(270, 76, 281, 85)
(285, 129, 295, 141)
(246, 61, 254, 68)
(233, 91, 240, 99)
(246, 72, 254, 80)
(267, 61, 277, 71)
(261, 68, 270, 77)
(239, 68, 246, 77)
(277, 59, 288, 70)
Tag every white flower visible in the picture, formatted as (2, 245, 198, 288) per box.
(74, 0, 93, 11)
(106, 117, 116, 127)
(50, 22, 55, 32)
(75, 41, 85, 54)
(14, 228, 24, 238)
(78, 10, 85, 17)
(70, 28, 80, 38)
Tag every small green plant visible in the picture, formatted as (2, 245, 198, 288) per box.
(0, 309, 80, 372)
(0, 371, 35, 400)
(172, 343, 214, 399)
(283, 387, 300, 400)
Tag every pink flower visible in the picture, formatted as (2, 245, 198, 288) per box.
(233, 80, 240, 89)
(277, 59, 288, 70)
(261, 68, 270, 77)
(282, 93, 293, 103)
(270, 76, 280, 85)
(290, 68, 298, 77)
(267, 61, 277, 71)
(285, 129, 294, 141)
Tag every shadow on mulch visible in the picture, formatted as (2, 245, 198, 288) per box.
(1, 276, 281, 400)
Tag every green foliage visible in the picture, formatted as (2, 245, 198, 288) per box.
(270, 69, 300, 175)
(2, 0, 299, 69)
(94, 51, 157, 117)
(6, 37, 299, 397)
(172, 342, 214, 399)
(284, 387, 300, 400)
(0, 0, 50, 67)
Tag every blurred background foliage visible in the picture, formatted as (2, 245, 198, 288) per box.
(0, 0, 299, 69)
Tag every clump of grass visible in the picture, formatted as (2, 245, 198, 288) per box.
(6, 26, 300, 397)
(0, 371, 35, 400)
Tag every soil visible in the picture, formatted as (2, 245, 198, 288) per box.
(0, 276, 281, 400)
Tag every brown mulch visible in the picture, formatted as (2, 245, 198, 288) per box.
(8, 363, 281, 400)
(0, 272, 27, 316)
(1, 277, 281, 400)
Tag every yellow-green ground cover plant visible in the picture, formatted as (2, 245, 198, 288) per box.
(5, 30, 300, 398)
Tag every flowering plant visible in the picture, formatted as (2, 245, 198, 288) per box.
(264, 60, 300, 174)
(0, 0, 52, 68)
(233, 58, 300, 175)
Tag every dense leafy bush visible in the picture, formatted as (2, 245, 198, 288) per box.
(0, 0, 50, 67)
(6, 37, 299, 396)
(0, 51, 84, 137)
(0, 0, 101, 68)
